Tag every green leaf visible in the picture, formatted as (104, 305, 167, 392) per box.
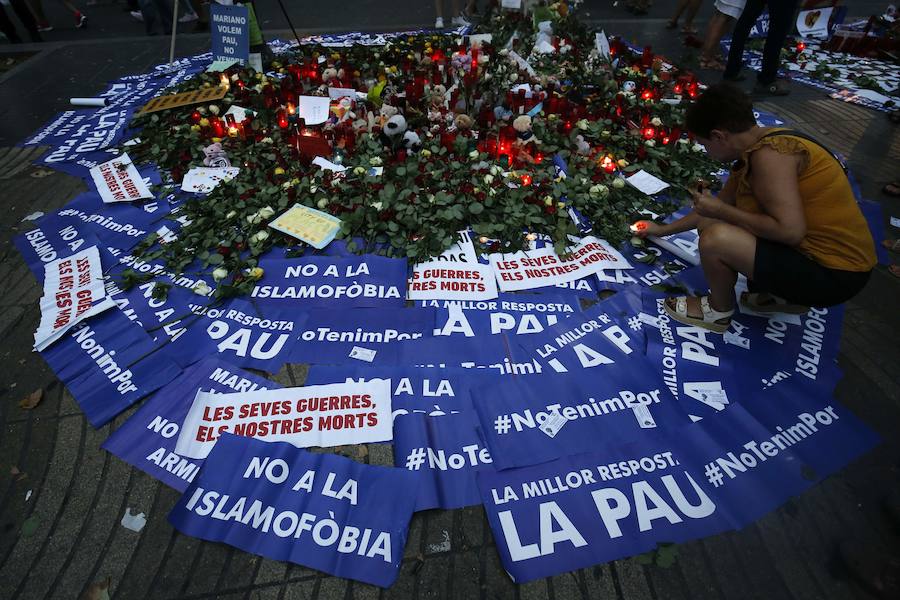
(207, 253, 224, 265)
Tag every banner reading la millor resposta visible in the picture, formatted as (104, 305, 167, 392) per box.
(175, 380, 393, 459)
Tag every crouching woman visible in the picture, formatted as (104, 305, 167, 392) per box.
(635, 83, 876, 333)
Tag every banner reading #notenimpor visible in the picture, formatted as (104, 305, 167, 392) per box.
(169, 434, 419, 588)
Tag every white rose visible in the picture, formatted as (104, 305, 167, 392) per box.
(469, 150, 480, 159)
(371, 201, 384, 211)
(576, 119, 589, 130)
(611, 178, 625, 189)
(309, 184, 318, 194)
(500, 49, 510, 56)
(490, 165, 502, 175)
(589, 184, 609, 198)
(226, 210, 236, 219)
(317, 199, 328, 209)
(645, 139, 656, 147)
(192, 281, 211, 296)
(253, 84, 264, 93)
(208, 104, 220, 115)
(677, 138, 689, 145)
(353, 166, 367, 175)
(369, 156, 383, 166)
(212, 267, 229, 282)
(260, 137, 274, 144)
(252, 230, 270, 243)
(247, 213, 261, 224)
(692, 143, 705, 152)
(484, 174, 495, 185)
(650, 117, 662, 127)
(258, 206, 275, 219)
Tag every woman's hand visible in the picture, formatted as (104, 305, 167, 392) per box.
(631, 220, 667, 239)
(691, 189, 723, 219)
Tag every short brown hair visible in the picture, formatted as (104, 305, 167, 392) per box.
(685, 83, 756, 138)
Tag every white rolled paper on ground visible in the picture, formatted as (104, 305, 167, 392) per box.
(70, 97, 108, 108)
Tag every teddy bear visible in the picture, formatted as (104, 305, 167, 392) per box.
(454, 113, 474, 133)
(574, 134, 591, 155)
(202, 142, 230, 168)
(513, 115, 538, 146)
(380, 114, 407, 149)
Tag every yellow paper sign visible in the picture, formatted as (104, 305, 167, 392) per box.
(137, 85, 229, 115)
(269, 204, 341, 249)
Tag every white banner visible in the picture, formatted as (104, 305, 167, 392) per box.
(90, 153, 153, 204)
(34, 246, 115, 351)
(407, 261, 498, 301)
(175, 380, 393, 459)
(488, 236, 631, 292)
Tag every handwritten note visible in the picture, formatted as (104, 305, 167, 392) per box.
(269, 204, 341, 249)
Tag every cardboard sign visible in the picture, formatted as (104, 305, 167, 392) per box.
(489, 236, 632, 292)
(210, 3, 250, 64)
(34, 246, 115, 351)
(269, 204, 342, 249)
(90, 154, 153, 204)
(175, 380, 393, 459)
(797, 8, 833, 39)
(137, 85, 228, 115)
(408, 261, 498, 301)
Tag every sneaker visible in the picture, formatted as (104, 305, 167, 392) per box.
(37, 22, 53, 32)
(130, 10, 144, 22)
(178, 13, 199, 23)
(75, 13, 87, 29)
(435, 17, 444, 28)
(451, 15, 471, 27)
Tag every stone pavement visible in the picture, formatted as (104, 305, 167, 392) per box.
(1, 3, 900, 599)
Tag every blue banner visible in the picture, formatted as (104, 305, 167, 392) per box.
(102, 357, 278, 491)
(15, 218, 110, 281)
(253, 255, 408, 308)
(106, 281, 199, 348)
(419, 292, 580, 338)
(40, 308, 182, 427)
(595, 242, 695, 293)
(509, 302, 642, 374)
(169, 433, 419, 588)
(372, 334, 544, 375)
(305, 365, 499, 421)
(473, 370, 690, 470)
(290, 307, 436, 365)
(52, 188, 169, 253)
(393, 413, 493, 511)
(477, 392, 877, 583)
(210, 3, 250, 65)
(163, 298, 306, 371)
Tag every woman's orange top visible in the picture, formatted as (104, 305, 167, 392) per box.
(732, 129, 876, 272)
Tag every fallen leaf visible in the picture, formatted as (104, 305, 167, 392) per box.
(357, 445, 369, 459)
(21, 515, 39, 537)
(80, 576, 111, 600)
(10, 466, 27, 482)
(19, 389, 43, 410)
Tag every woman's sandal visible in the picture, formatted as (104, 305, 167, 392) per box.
(883, 239, 900, 253)
(882, 182, 900, 197)
(740, 292, 809, 315)
(699, 56, 726, 70)
(664, 295, 734, 334)
(681, 25, 699, 35)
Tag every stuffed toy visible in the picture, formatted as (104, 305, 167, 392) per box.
(513, 115, 537, 146)
(202, 142, 230, 168)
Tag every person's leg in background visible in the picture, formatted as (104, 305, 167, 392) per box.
(700, 9, 732, 69)
(723, 0, 764, 80)
(0, 5, 24, 42)
(755, 0, 800, 89)
(434, 0, 444, 28)
(668, 0, 702, 33)
(177, 0, 196, 22)
(27, 0, 50, 31)
(58, 0, 87, 27)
